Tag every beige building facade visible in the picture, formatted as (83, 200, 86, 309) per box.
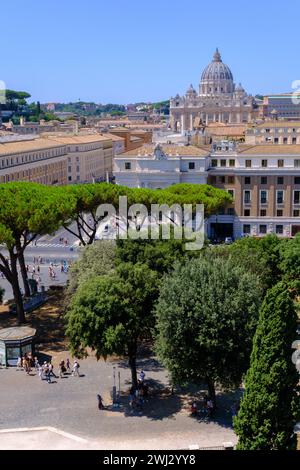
(245, 120, 300, 145)
(0, 133, 115, 185)
(114, 140, 300, 239)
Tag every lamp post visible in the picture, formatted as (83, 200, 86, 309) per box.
(112, 366, 117, 406)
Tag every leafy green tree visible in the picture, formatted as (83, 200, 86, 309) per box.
(234, 283, 300, 450)
(66, 262, 159, 388)
(0, 183, 75, 323)
(67, 240, 116, 296)
(116, 237, 198, 275)
(155, 255, 262, 405)
(62, 183, 232, 246)
(228, 234, 282, 290)
(278, 234, 300, 294)
(61, 183, 126, 245)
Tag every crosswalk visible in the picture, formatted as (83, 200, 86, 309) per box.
(33, 242, 78, 248)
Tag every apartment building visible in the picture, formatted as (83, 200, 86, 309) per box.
(0, 133, 114, 185)
(0, 137, 67, 185)
(245, 121, 300, 145)
(48, 134, 114, 183)
(262, 94, 300, 119)
(114, 141, 300, 239)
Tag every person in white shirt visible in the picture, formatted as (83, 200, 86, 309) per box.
(72, 361, 80, 377)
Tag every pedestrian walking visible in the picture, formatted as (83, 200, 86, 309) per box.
(37, 265, 40, 273)
(59, 360, 66, 378)
(139, 370, 145, 383)
(97, 394, 104, 410)
(72, 361, 80, 377)
(34, 356, 39, 371)
(38, 365, 43, 380)
(48, 363, 57, 378)
(16, 357, 22, 370)
(66, 358, 70, 372)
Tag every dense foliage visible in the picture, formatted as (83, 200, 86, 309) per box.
(234, 283, 300, 450)
(155, 254, 263, 404)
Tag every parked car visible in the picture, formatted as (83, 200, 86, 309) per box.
(225, 237, 233, 245)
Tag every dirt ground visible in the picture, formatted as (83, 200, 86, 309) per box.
(0, 287, 68, 354)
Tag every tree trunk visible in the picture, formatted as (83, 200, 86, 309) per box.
(206, 376, 217, 408)
(10, 253, 26, 324)
(18, 250, 31, 297)
(128, 354, 138, 390)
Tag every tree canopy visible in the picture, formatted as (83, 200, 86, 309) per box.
(66, 262, 159, 387)
(155, 254, 263, 404)
(234, 283, 300, 450)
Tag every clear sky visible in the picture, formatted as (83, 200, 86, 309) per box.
(2, 0, 300, 104)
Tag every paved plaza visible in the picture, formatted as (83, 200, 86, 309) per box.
(0, 352, 238, 450)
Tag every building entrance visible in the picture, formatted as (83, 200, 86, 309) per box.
(210, 222, 233, 241)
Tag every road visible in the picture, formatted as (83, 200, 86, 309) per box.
(0, 226, 81, 301)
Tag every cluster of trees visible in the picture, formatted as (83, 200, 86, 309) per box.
(54, 102, 127, 117)
(65, 234, 300, 450)
(0, 181, 231, 324)
(0, 89, 59, 124)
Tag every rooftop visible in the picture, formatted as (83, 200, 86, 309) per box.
(46, 134, 112, 145)
(255, 120, 300, 128)
(0, 137, 64, 156)
(0, 326, 36, 341)
(238, 144, 300, 155)
(120, 143, 209, 157)
(0, 133, 112, 156)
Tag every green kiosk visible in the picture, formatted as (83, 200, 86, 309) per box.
(0, 326, 36, 366)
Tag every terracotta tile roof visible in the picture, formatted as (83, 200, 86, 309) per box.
(255, 121, 300, 128)
(105, 133, 125, 142)
(207, 125, 246, 136)
(0, 138, 64, 156)
(120, 144, 209, 157)
(47, 134, 111, 145)
(238, 144, 300, 155)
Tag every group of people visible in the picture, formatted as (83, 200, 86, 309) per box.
(16, 355, 81, 383)
(16, 353, 35, 374)
(190, 394, 215, 419)
(129, 370, 149, 410)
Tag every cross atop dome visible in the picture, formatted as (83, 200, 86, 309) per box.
(213, 48, 222, 62)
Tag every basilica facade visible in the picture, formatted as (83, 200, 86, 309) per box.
(170, 49, 257, 133)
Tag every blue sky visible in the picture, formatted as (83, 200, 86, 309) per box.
(1, 0, 300, 104)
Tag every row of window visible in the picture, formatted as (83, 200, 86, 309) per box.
(0, 144, 105, 170)
(264, 128, 298, 133)
(265, 138, 298, 144)
(243, 209, 300, 217)
(243, 224, 285, 235)
(211, 159, 300, 168)
(125, 161, 198, 171)
(0, 148, 66, 168)
(244, 176, 300, 185)
(243, 189, 300, 205)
